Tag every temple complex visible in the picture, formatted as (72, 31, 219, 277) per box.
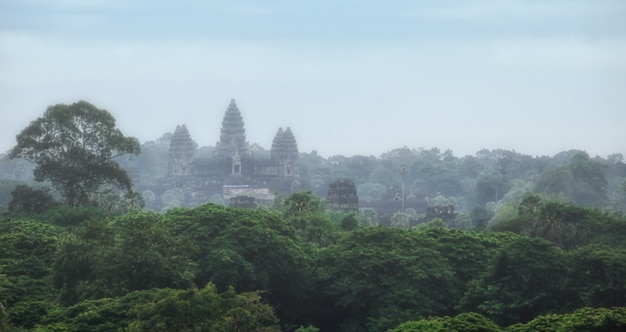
(167, 99, 300, 205)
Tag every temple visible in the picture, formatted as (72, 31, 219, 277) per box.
(167, 99, 300, 205)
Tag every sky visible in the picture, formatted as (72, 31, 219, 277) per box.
(1, 0, 625, 158)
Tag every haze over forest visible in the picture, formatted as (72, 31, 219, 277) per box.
(2, 0, 626, 158)
(3, 3, 626, 331)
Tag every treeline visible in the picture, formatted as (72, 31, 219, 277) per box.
(1, 193, 626, 331)
(108, 141, 626, 215)
(3, 133, 626, 216)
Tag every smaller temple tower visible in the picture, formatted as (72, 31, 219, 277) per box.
(168, 124, 195, 178)
(271, 127, 299, 177)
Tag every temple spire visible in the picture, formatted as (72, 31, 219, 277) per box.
(217, 98, 248, 157)
(168, 124, 194, 177)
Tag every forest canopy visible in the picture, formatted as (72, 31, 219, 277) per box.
(1, 102, 625, 331)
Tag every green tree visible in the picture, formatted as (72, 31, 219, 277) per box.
(126, 284, 280, 332)
(52, 213, 196, 305)
(568, 151, 608, 206)
(475, 170, 510, 206)
(316, 227, 455, 331)
(459, 237, 572, 326)
(493, 198, 626, 250)
(390, 211, 410, 229)
(35, 283, 280, 332)
(410, 148, 461, 198)
(412, 227, 520, 313)
(6, 184, 58, 217)
(10, 101, 140, 207)
(0, 218, 64, 328)
(568, 245, 626, 307)
(506, 307, 626, 332)
(162, 204, 312, 328)
(0, 179, 24, 212)
(389, 312, 501, 332)
(282, 191, 322, 218)
(535, 151, 608, 207)
(359, 208, 380, 227)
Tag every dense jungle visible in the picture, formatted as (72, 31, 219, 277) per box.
(1, 102, 625, 331)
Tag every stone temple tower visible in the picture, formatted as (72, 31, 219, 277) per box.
(271, 126, 299, 177)
(168, 124, 195, 178)
(216, 99, 249, 175)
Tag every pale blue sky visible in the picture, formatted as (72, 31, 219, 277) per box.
(1, 0, 625, 157)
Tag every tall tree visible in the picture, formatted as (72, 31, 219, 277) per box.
(316, 227, 455, 331)
(10, 101, 140, 206)
(459, 237, 572, 326)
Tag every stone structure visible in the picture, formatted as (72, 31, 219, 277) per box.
(271, 127, 299, 177)
(167, 99, 299, 205)
(326, 179, 359, 211)
(425, 204, 456, 221)
(228, 196, 257, 209)
(168, 124, 195, 185)
(223, 185, 274, 206)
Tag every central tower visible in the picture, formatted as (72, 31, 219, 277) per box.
(216, 99, 250, 175)
(217, 99, 249, 155)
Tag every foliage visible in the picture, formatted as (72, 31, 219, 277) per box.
(2, 195, 626, 331)
(340, 213, 359, 231)
(0, 179, 27, 213)
(89, 190, 145, 214)
(9, 101, 140, 207)
(568, 245, 626, 308)
(294, 325, 320, 332)
(0, 296, 8, 332)
(282, 191, 323, 218)
(492, 197, 626, 250)
(475, 170, 510, 206)
(535, 151, 608, 207)
(389, 312, 502, 332)
(126, 284, 280, 332)
(163, 204, 313, 327)
(0, 218, 64, 328)
(390, 211, 410, 229)
(315, 227, 456, 331)
(470, 206, 493, 229)
(409, 148, 462, 198)
(459, 237, 572, 326)
(36, 283, 279, 332)
(412, 227, 520, 312)
(39, 205, 110, 227)
(52, 212, 196, 305)
(505, 307, 626, 332)
(6, 184, 58, 217)
(359, 208, 380, 227)
(291, 213, 340, 247)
